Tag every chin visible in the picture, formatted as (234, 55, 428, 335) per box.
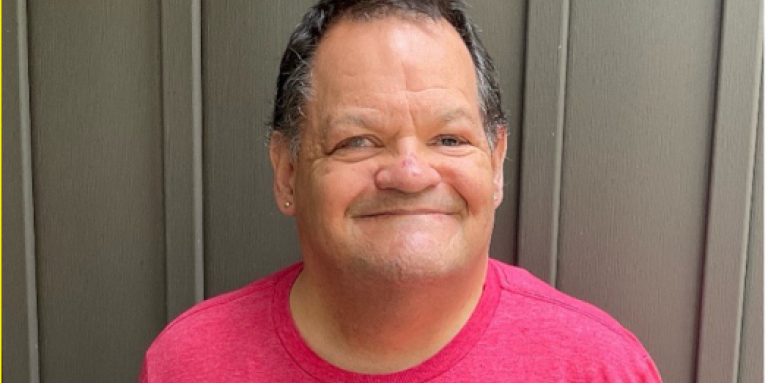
(347, 248, 472, 284)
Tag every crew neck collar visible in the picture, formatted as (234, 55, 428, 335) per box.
(272, 260, 502, 383)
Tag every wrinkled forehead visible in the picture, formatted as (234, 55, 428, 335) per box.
(309, 16, 479, 111)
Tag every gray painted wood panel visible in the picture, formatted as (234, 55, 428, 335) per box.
(517, 0, 569, 284)
(27, 1, 167, 381)
(557, 1, 723, 381)
(470, 0, 526, 265)
(202, 0, 313, 296)
(3, 0, 40, 381)
(161, 0, 205, 321)
(696, 0, 762, 380)
(738, 84, 762, 383)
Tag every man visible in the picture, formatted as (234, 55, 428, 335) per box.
(141, 1, 662, 381)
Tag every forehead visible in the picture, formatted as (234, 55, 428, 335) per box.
(308, 16, 479, 121)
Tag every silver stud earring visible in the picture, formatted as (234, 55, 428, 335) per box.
(284, 201, 292, 208)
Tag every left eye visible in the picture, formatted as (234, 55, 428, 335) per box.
(344, 136, 375, 148)
(434, 136, 466, 147)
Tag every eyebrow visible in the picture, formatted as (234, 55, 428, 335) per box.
(325, 113, 376, 130)
(436, 107, 477, 124)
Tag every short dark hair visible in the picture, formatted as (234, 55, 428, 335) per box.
(269, 0, 506, 157)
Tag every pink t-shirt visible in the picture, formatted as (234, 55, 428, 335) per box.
(140, 259, 662, 382)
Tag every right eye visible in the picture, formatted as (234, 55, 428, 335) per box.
(334, 136, 376, 150)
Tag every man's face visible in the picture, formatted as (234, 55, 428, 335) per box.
(271, 16, 506, 282)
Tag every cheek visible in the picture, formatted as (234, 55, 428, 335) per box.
(298, 161, 375, 217)
(438, 157, 497, 213)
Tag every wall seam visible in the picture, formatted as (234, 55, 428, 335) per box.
(695, 0, 762, 380)
(158, 0, 171, 324)
(512, 0, 528, 267)
(517, 0, 571, 285)
(161, 0, 205, 318)
(735, 46, 762, 383)
(553, 0, 571, 290)
(18, 0, 41, 380)
(192, 0, 205, 302)
(692, 0, 727, 375)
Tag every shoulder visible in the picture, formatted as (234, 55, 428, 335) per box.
(486, 260, 662, 381)
(141, 264, 301, 378)
(491, 259, 632, 337)
(157, 264, 297, 340)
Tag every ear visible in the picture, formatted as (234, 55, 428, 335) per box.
(491, 126, 507, 209)
(270, 132, 296, 216)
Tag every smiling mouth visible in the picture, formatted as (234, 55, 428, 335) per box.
(357, 209, 455, 218)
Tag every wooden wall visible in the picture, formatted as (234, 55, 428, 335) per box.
(3, 1, 762, 382)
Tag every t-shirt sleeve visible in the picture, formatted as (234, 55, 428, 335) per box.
(586, 337, 664, 383)
(638, 355, 664, 383)
(138, 359, 149, 383)
(607, 353, 664, 383)
(600, 327, 664, 382)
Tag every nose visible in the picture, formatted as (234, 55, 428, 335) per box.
(374, 144, 441, 193)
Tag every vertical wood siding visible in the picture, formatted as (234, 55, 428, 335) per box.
(557, 1, 722, 381)
(472, 0, 527, 267)
(517, 0, 570, 285)
(738, 85, 762, 383)
(2, 1, 761, 382)
(24, 1, 167, 381)
(160, 0, 205, 322)
(3, 0, 40, 381)
(202, 0, 312, 297)
(696, 0, 762, 381)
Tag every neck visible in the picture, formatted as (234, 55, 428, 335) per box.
(289, 259, 487, 374)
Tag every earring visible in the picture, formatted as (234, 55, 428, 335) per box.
(493, 195, 498, 201)
(284, 201, 292, 208)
